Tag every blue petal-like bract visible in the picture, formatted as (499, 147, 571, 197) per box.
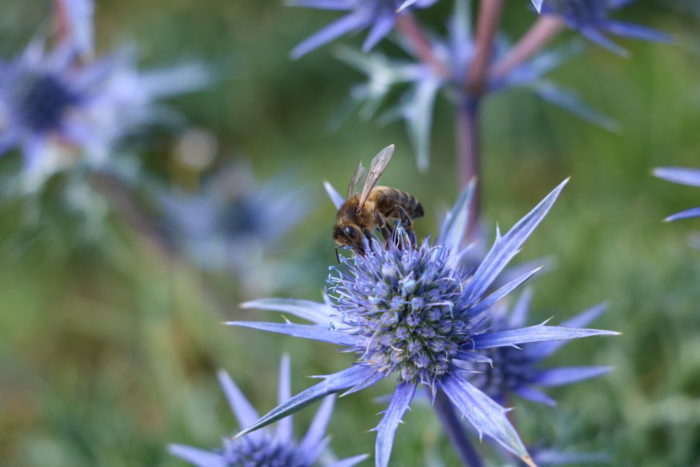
(439, 374, 533, 464)
(236, 365, 378, 438)
(375, 382, 417, 467)
(654, 167, 700, 188)
(473, 323, 619, 349)
(465, 179, 568, 301)
(226, 321, 360, 347)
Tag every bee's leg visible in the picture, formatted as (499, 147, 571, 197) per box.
(395, 206, 416, 248)
(374, 212, 393, 246)
(362, 228, 374, 253)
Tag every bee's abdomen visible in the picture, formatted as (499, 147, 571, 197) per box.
(370, 186, 424, 219)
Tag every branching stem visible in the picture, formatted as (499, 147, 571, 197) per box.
(434, 390, 484, 467)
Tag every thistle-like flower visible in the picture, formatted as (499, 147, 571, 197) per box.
(0, 29, 207, 183)
(169, 356, 367, 467)
(229, 177, 618, 466)
(653, 167, 700, 221)
(160, 165, 311, 290)
(472, 288, 612, 407)
(539, 0, 671, 56)
(336, 0, 615, 170)
(289, 0, 438, 59)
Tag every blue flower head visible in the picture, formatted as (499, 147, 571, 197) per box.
(230, 167, 618, 467)
(289, 0, 439, 58)
(653, 167, 700, 221)
(161, 165, 312, 279)
(0, 32, 208, 183)
(473, 288, 611, 407)
(336, 0, 616, 170)
(540, 0, 671, 56)
(169, 356, 368, 467)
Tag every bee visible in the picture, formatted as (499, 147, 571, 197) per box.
(333, 144, 424, 254)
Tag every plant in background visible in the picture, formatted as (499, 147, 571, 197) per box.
(160, 164, 312, 294)
(654, 167, 700, 221)
(230, 179, 618, 466)
(0, 1, 208, 189)
(169, 356, 368, 467)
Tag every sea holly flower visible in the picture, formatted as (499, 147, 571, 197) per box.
(336, 0, 615, 170)
(472, 288, 612, 407)
(160, 165, 312, 291)
(0, 35, 208, 185)
(289, 0, 439, 59)
(169, 356, 367, 467)
(653, 167, 700, 221)
(230, 177, 618, 466)
(539, 0, 671, 56)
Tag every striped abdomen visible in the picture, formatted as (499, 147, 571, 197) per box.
(368, 186, 424, 220)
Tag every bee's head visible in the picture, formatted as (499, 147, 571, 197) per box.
(333, 223, 367, 253)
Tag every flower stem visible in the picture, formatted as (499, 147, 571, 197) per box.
(455, 96, 480, 236)
(491, 16, 565, 79)
(395, 13, 449, 78)
(465, 0, 504, 95)
(434, 390, 483, 467)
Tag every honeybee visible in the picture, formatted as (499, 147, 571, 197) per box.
(333, 144, 424, 254)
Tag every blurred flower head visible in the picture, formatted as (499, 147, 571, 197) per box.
(289, 0, 439, 58)
(161, 164, 312, 278)
(653, 167, 700, 221)
(231, 175, 617, 466)
(336, 0, 615, 170)
(0, 24, 208, 187)
(472, 288, 611, 407)
(169, 356, 367, 467)
(540, 0, 671, 56)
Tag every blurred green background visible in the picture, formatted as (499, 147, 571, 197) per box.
(1, 1, 699, 466)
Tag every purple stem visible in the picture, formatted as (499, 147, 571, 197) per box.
(455, 97, 480, 236)
(434, 390, 484, 467)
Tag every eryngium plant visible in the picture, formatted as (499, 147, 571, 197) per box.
(169, 356, 367, 467)
(228, 178, 618, 466)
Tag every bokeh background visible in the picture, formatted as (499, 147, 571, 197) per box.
(1, 1, 699, 466)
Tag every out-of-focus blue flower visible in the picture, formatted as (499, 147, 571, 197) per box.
(0, 36, 208, 185)
(336, 0, 615, 170)
(654, 167, 700, 221)
(539, 0, 671, 56)
(169, 356, 368, 467)
(472, 288, 611, 407)
(56, 0, 95, 58)
(229, 175, 618, 467)
(161, 165, 311, 284)
(289, 0, 438, 58)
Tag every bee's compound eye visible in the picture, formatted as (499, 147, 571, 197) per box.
(343, 226, 357, 239)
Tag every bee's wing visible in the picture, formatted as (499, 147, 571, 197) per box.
(358, 144, 395, 208)
(347, 162, 365, 197)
